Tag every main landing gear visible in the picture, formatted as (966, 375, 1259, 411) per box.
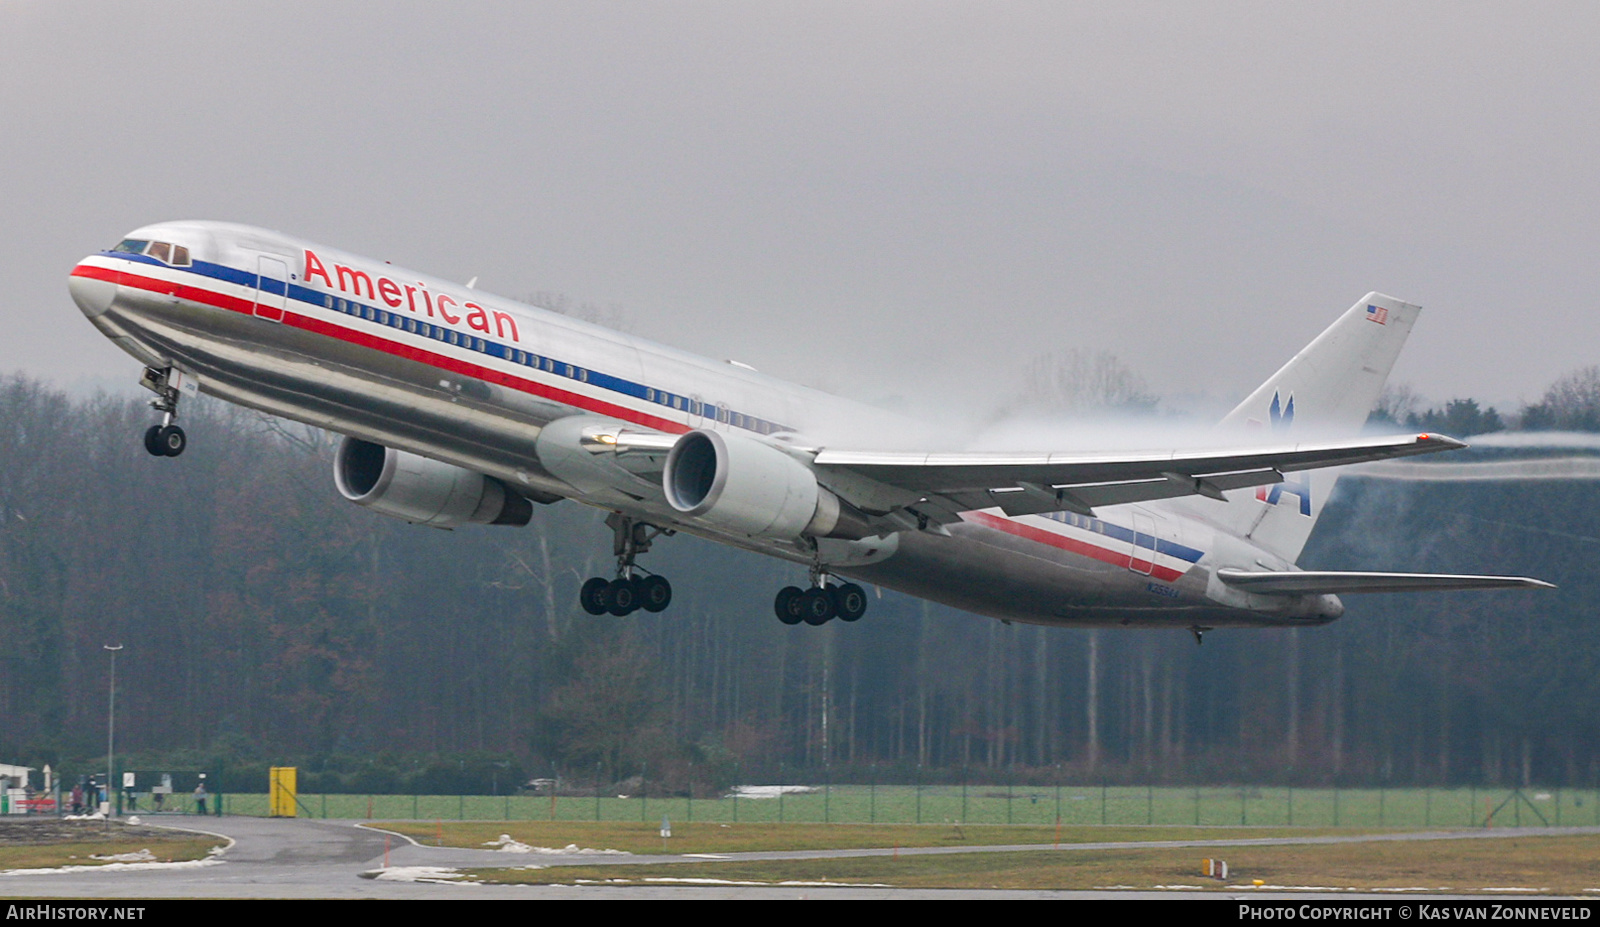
(579, 514, 675, 617)
(773, 564, 868, 626)
(139, 366, 186, 457)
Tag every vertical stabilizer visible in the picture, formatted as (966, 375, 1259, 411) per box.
(1208, 293, 1421, 562)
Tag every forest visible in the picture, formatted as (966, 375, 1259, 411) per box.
(0, 366, 1597, 794)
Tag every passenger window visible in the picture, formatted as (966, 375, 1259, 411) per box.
(579, 369, 588, 382)
(324, 296, 333, 309)
(147, 241, 172, 263)
(646, 389, 655, 401)
(564, 364, 574, 377)
(448, 331, 458, 345)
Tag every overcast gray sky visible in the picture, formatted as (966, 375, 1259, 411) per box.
(4, 1, 1596, 422)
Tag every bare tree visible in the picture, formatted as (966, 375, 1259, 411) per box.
(1009, 349, 1158, 417)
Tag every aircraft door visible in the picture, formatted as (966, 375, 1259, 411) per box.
(254, 256, 290, 322)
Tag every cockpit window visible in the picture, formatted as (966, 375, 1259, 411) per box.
(125, 240, 194, 266)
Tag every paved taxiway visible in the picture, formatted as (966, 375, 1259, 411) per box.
(2, 817, 1595, 900)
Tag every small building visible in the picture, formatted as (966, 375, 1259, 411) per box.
(0, 764, 32, 791)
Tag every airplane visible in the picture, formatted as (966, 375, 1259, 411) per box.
(67, 221, 1552, 641)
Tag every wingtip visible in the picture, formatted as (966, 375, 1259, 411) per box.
(1417, 432, 1469, 450)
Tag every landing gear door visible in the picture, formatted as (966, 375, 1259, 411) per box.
(254, 256, 290, 322)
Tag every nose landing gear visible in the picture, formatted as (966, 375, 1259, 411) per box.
(579, 514, 675, 616)
(139, 366, 187, 457)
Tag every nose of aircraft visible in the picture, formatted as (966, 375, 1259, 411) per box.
(68, 263, 117, 318)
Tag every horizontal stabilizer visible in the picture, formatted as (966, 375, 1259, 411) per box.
(1216, 569, 1555, 595)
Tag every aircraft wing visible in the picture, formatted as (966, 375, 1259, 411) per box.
(1216, 569, 1555, 594)
(812, 432, 1466, 522)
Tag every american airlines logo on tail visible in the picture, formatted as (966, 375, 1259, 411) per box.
(1268, 391, 1294, 431)
(1256, 391, 1313, 515)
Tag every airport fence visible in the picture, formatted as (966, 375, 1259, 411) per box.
(219, 784, 1600, 829)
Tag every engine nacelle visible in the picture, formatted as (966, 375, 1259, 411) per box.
(663, 430, 840, 539)
(334, 437, 532, 528)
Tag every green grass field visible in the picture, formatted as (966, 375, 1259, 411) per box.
(454, 832, 1600, 894)
(371, 820, 1365, 854)
(220, 784, 1600, 829)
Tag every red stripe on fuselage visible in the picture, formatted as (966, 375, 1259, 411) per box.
(965, 510, 1186, 583)
(100, 264, 691, 435)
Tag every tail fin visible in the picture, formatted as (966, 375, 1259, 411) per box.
(1208, 292, 1421, 563)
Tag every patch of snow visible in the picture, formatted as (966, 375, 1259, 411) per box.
(731, 785, 815, 799)
(635, 877, 892, 888)
(477, 836, 629, 856)
(2, 855, 224, 876)
(90, 849, 155, 862)
(367, 866, 475, 883)
(1229, 885, 1356, 892)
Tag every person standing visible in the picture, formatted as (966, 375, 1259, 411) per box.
(193, 779, 208, 816)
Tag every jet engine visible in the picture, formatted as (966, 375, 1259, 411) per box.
(334, 436, 532, 528)
(663, 429, 864, 539)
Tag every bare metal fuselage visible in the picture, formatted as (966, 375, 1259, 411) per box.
(71, 220, 1340, 630)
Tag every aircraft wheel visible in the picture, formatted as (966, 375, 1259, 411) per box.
(579, 577, 610, 615)
(775, 586, 804, 625)
(607, 577, 639, 616)
(833, 583, 868, 622)
(143, 425, 165, 457)
(801, 587, 835, 625)
(639, 575, 672, 613)
(157, 425, 186, 457)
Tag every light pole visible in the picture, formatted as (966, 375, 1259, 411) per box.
(104, 644, 122, 826)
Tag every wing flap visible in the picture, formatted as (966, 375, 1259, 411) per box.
(1216, 569, 1555, 595)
